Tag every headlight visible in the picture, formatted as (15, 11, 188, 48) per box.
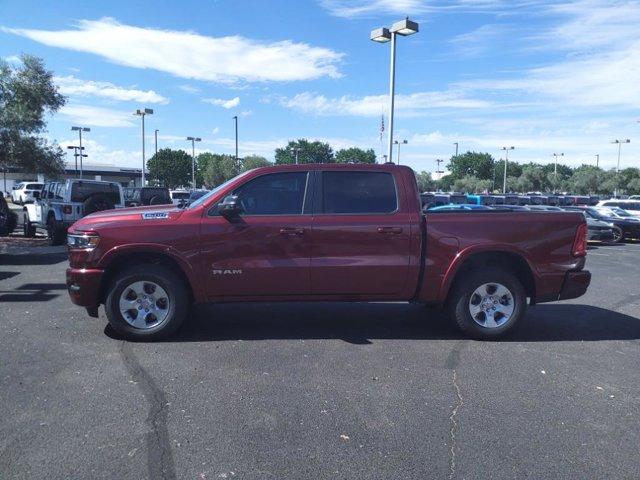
(67, 233, 100, 250)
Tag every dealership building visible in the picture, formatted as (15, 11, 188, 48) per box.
(2, 163, 142, 193)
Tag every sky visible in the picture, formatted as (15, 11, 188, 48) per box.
(1, 0, 640, 173)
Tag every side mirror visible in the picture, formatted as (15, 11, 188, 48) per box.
(219, 195, 242, 218)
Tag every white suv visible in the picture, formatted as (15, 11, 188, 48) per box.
(11, 182, 44, 205)
(597, 199, 640, 218)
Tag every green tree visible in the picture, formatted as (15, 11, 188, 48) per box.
(415, 171, 436, 192)
(494, 159, 523, 180)
(0, 55, 66, 175)
(453, 175, 492, 193)
(241, 155, 272, 171)
(568, 165, 604, 194)
(447, 151, 495, 180)
(335, 147, 376, 164)
(147, 148, 192, 188)
(199, 152, 238, 187)
(275, 139, 334, 164)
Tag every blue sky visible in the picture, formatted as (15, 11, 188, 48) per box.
(1, 0, 639, 173)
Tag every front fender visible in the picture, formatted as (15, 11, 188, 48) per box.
(49, 205, 63, 222)
(97, 243, 206, 303)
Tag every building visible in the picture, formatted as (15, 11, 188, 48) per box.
(3, 163, 142, 194)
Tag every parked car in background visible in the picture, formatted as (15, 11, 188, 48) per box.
(466, 194, 496, 206)
(11, 182, 44, 205)
(0, 194, 18, 236)
(565, 206, 640, 242)
(599, 206, 639, 220)
(66, 164, 591, 341)
(169, 189, 191, 205)
(597, 199, 640, 218)
(123, 187, 172, 207)
(526, 205, 563, 211)
(24, 179, 124, 245)
(581, 215, 616, 243)
(428, 204, 493, 211)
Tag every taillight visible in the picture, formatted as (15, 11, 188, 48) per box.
(572, 222, 588, 257)
(63, 205, 72, 214)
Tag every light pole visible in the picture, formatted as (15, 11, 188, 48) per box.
(595, 154, 599, 168)
(233, 116, 239, 170)
(186, 136, 201, 188)
(612, 139, 630, 197)
(154, 129, 159, 155)
(453, 142, 459, 157)
(371, 17, 419, 164)
(500, 146, 515, 193)
(133, 108, 153, 186)
(66, 145, 86, 177)
(436, 158, 444, 176)
(393, 139, 407, 164)
(552, 152, 564, 193)
(71, 126, 90, 179)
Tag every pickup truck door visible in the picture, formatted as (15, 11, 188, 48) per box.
(200, 171, 312, 299)
(310, 170, 413, 296)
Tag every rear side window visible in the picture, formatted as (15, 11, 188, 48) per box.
(233, 172, 308, 215)
(322, 171, 397, 214)
(71, 182, 120, 205)
(26, 183, 42, 190)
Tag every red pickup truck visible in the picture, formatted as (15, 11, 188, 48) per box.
(66, 164, 590, 340)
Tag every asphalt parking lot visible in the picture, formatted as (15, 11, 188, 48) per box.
(1, 243, 640, 480)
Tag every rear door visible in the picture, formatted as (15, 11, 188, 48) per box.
(310, 169, 413, 296)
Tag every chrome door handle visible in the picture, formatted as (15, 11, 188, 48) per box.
(377, 226, 403, 234)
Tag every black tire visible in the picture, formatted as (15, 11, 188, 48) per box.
(447, 268, 527, 340)
(46, 216, 66, 246)
(23, 213, 36, 237)
(105, 264, 189, 341)
(148, 195, 163, 205)
(83, 194, 114, 215)
(612, 226, 623, 243)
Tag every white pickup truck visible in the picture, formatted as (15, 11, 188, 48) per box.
(23, 179, 125, 245)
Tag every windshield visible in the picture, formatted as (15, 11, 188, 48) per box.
(186, 171, 253, 209)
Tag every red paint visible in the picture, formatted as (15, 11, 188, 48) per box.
(66, 164, 590, 309)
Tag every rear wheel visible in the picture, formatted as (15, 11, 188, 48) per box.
(447, 268, 527, 340)
(46, 216, 66, 246)
(105, 264, 189, 340)
(23, 213, 35, 237)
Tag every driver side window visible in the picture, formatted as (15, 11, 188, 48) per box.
(232, 172, 308, 216)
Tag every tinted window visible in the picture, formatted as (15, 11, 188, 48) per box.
(71, 182, 120, 205)
(233, 172, 308, 215)
(26, 183, 42, 190)
(322, 171, 397, 214)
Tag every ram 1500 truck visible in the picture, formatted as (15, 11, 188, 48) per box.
(65, 164, 591, 340)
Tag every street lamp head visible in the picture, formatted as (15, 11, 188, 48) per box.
(390, 17, 419, 36)
(66, 145, 75, 150)
(195, 137, 201, 142)
(144, 108, 154, 115)
(370, 27, 391, 43)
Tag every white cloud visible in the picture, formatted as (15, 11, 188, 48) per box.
(58, 138, 138, 168)
(2, 17, 343, 83)
(319, 0, 555, 17)
(278, 91, 491, 117)
(240, 110, 253, 117)
(202, 96, 240, 109)
(55, 75, 168, 104)
(179, 84, 200, 94)
(211, 127, 220, 135)
(2, 54, 21, 64)
(59, 104, 135, 127)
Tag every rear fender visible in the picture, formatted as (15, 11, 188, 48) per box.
(438, 244, 537, 303)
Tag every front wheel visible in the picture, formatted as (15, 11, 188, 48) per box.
(447, 268, 527, 340)
(104, 264, 189, 340)
(611, 226, 623, 243)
